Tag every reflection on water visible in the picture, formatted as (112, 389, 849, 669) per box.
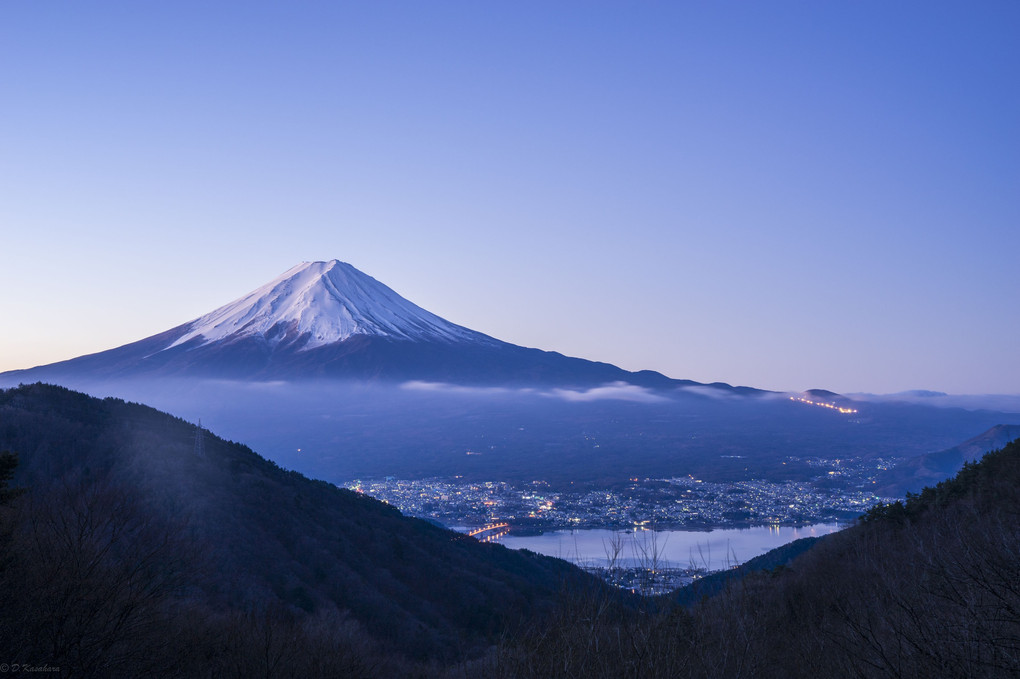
(497, 523, 842, 571)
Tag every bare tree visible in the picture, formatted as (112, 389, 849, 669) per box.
(2, 471, 194, 677)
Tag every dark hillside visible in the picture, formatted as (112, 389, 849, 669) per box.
(684, 437, 1020, 677)
(0, 383, 608, 676)
(486, 438, 1020, 677)
(669, 536, 820, 607)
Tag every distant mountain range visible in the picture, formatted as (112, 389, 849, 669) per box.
(2, 260, 754, 392)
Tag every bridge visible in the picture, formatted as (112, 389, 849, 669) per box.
(467, 522, 510, 542)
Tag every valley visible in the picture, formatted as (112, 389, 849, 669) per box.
(346, 457, 895, 533)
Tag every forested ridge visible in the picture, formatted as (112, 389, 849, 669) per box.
(0, 383, 609, 677)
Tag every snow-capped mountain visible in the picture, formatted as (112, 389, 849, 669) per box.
(169, 260, 494, 350)
(1, 260, 746, 391)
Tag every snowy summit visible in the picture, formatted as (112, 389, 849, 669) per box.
(169, 260, 487, 351)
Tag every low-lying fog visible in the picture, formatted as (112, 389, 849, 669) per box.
(7, 376, 1016, 488)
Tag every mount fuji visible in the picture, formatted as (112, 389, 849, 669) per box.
(3, 260, 1014, 485)
(4, 259, 741, 391)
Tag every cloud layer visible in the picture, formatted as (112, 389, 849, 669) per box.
(402, 380, 669, 403)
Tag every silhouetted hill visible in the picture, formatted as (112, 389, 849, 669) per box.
(487, 437, 1020, 677)
(0, 383, 611, 676)
(875, 423, 1020, 496)
(669, 536, 821, 607)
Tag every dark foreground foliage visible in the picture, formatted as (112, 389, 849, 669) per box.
(0, 383, 610, 677)
(480, 437, 1020, 678)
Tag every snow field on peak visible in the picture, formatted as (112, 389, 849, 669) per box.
(167, 260, 484, 350)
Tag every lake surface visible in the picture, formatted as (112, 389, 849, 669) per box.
(496, 523, 843, 571)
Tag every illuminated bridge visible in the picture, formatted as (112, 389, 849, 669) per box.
(467, 522, 510, 542)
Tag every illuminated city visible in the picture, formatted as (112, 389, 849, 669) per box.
(345, 455, 895, 535)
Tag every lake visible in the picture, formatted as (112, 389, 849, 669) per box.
(495, 523, 843, 571)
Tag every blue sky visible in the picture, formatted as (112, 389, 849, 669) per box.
(2, 2, 1018, 394)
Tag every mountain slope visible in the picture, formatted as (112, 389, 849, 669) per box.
(2, 259, 736, 390)
(875, 423, 1020, 496)
(0, 383, 609, 671)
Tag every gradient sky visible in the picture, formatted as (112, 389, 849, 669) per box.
(2, 2, 1018, 395)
